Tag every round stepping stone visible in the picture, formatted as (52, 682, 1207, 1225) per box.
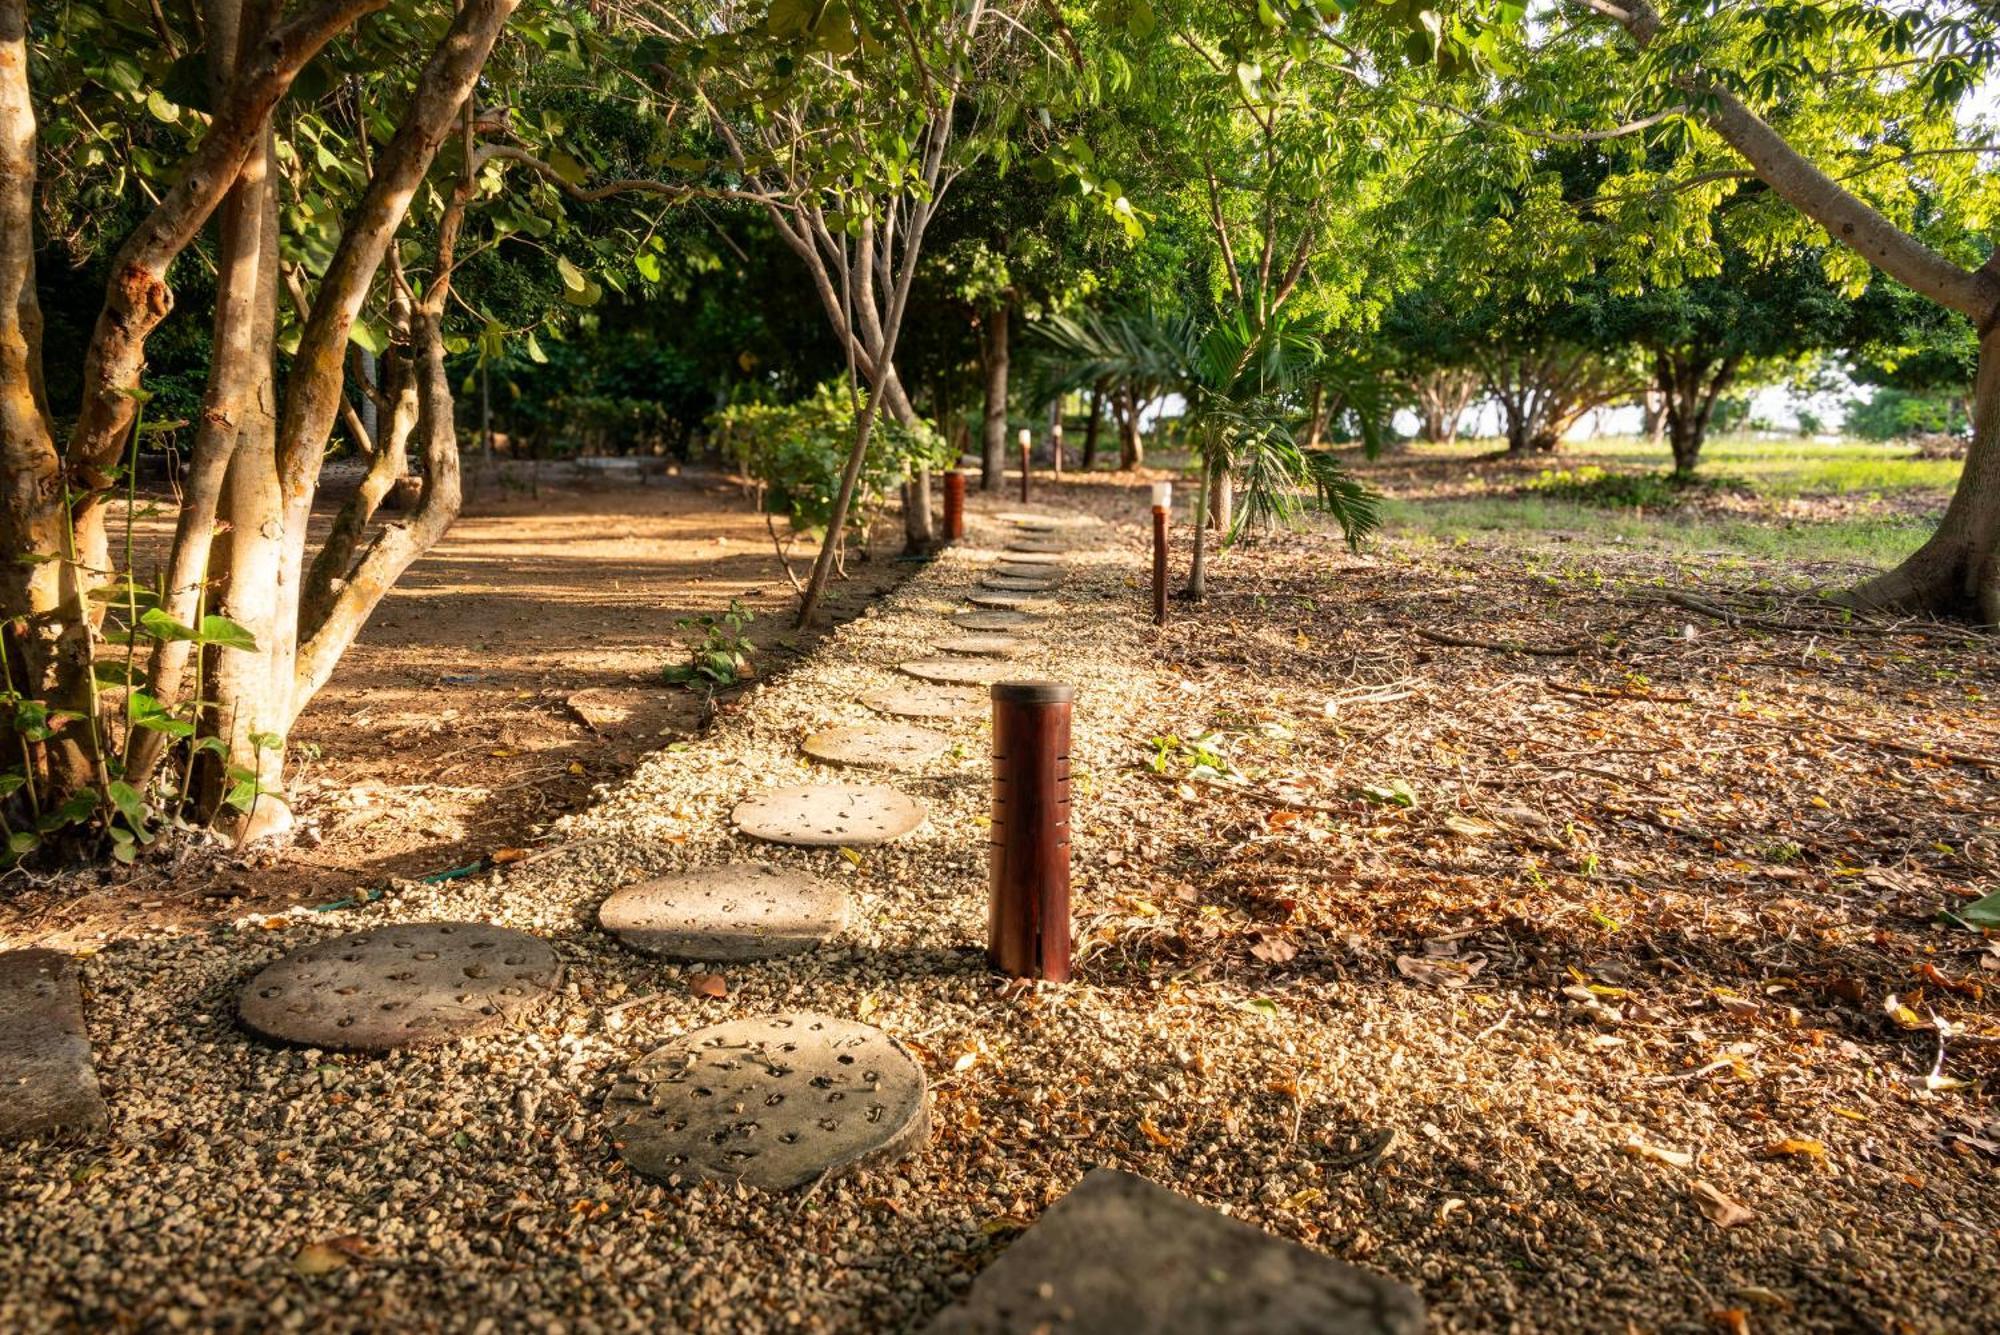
(860, 682, 986, 719)
(900, 657, 1013, 686)
(802, 721, 949, 769)
(952, 610, 1043, 632)
(599, 863, 846, 961)
(934, 634, 1027, 658)
(606, 1012, 930, 1190)
(994, 562, 1063, 580)
(983, 575, 1060, 593)
(1006, 541, 1068, 555)
(237, 922, 560, 1051)
(732, 783, 926, 846)
(968, 590, 1057, 613)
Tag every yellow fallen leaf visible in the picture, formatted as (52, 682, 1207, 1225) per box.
(1625, 1135, 1694, 1170)
(1137, 1117, 1175, 1149)
(1831, 1106, 1868, 1122)
(292, 1242, 347, 1276)
(1762, 1138, 1827, 1165)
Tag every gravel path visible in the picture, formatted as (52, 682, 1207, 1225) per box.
(2, 488, 1993, 1334)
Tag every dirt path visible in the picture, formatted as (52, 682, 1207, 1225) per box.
(0, 465, 905, 945)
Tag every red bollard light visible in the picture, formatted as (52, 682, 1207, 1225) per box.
(1150, 481, 1171, 626)
(988, 681, 1073, 982)
(943, 468, 966, 542)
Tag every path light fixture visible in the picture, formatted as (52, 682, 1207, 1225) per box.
(988, 681, 1073, 982)
(1018, 427, 1032, 503)
(943, 467, 966, 542)
(1150, 481, 1171, 627)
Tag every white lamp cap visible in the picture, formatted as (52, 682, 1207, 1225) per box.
(1151, 481, 1173, 508)
(1017, 428, 1031, 446)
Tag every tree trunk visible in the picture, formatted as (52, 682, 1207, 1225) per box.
(1304, 382, 1326, 450)
(1850, 324, 2000, 621)
(1642, 388, 1666, 447)
(1186, 450, 1212, 600)
(1208, 463, 1233, 537)
(1082, 385, 1102, 469)
(979, 304, 1009, 492)
(1657, 351, 1739, 478)
(1117, 390, 1144, 469)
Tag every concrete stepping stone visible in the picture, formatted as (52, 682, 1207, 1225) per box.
(1006, 540, 1069, 555)
(934, 634, 1027, 658)
(967, 591, 1058, 613)
(900, 657, 1014, 686)
(606, 1012, 930, 1190)
(599, 863, 846, 961)
(952, 610, 1043, 633)
(803, 721, 949, 769)
(994, 562, 1063, 580)
(0, 949, 107, 1143)
(732, 783, 926, 846)
(923, 1168, 1425, 1334)
(861, 682, 987, 719)
(983, 575, 1060, 593)
(237, 922, 561, 1051)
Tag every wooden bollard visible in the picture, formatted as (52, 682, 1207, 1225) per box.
(1151, 481, 1171, 626)
(988, 681, 1073, 981)
(943, 468, 966, 542)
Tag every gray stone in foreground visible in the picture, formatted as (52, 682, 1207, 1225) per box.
(861, 682, 987, 719)
(994, 562, 1063, 580)
(598, 863, 846, 961)
(0, 949, 107, 1143)
(934, 634, 1027, 658)
(803, 721, 950, 770)
(983, 575, 1060, 593)
(923, 1169, 1425, 1335)
(606, 1012, 930, 1190)
(732, 783, 926, 846)
(238, 923, 561, 1051)
(952, 610, 1044, 633)
(1006, 540, 1069, 555)
(900, 657, 1013, 686)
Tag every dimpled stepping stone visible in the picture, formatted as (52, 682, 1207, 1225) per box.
(803, 721, 949, 770)
(861, 682, 987, 719)
(934, 634, 1026, 658)
(237, 922, 560, 1051)
(599, 863, 845, 961)
(606, 1012, 930, 1191)
(968, 590, 1057, 613)
(0, 949, 107, 1143)
(952, 610, 1043, 633)
(922, 1168, 1425, 1335)
(732, 783, 926, 846)
(900, 657, 1013, 686)
(983, 575, 1060, 593)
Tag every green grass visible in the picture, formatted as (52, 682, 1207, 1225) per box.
(1370, 434, 1958, 572)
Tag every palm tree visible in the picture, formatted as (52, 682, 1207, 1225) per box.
(1036, 304, 1378, 598)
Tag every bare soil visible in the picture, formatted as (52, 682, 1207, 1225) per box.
(0, 463, 907, 947)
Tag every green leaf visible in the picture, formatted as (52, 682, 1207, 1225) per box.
(138, 607, 198, 642)
(197, 616, 259, 652)
(1960, 889, 2000, 929)
(107, 781, 151, 836)
(556, 255, 588, 293)
(8, 830, 39, 856)
(349, 321, 388, 356)
(145, 89, 180, 123)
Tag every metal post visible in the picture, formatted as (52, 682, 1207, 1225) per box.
(1017, 427, 1032, 503)
(1150, 481, 1171, 627)
(943, 468, 966, 543)
(988, 681, 1073, 982)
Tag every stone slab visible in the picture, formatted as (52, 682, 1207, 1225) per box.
(967, 591, 1058, 613)
(1006, 540, 1069, 555)
(994, 562, 1064, 580)
(983, 576, 1061, 593)
(900, 657, 1014, 686)
(861, 683, 988, 719)
(803, 721, 950, 769)
(238, 923, 561, 1051)
(599, 863, 846, 961)
(732, 783, 926, 846)
(923, 1168, 1425, 1335)
(933, 634, 1027, 658)
(952, 611, 1044, 633)
(606, 1012, 930, 1190)
(0, 949, 107, 1143)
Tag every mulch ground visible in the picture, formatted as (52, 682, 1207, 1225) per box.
(1, 467, 1995, 1334)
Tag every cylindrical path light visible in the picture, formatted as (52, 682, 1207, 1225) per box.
(988, 681, 1073, 982)
(1150, 481, 1171, 626)
(943, 468, 966, 542)
(1017, 427, 1032, 503)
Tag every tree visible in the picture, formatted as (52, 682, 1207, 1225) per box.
(1484, 0, 2000, 617)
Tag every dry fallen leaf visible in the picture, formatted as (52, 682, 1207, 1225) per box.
(1709, 1308, 1751, 1335)
(1625, 1135, 1694, 1170)
(1883, 993, 1927, 1030)
(291, 1235, 370, 1276)
(1691, 1180, 1755, 1228)
(490, 847, 531, 864)
(1137, 1117, 1176, 1149)
(1761, 1137, 1827, 1166)
(1395, 953, 1487, 988)
(688, 973, 728, 999)
(1249, 933, 1299, 964)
